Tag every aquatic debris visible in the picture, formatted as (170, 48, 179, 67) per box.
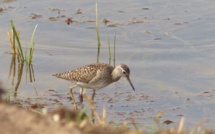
(0, 7, 4, 12)
(75, 9, 83, 14)
(103, 18, 110, 25)
(64, 18, 73, 25)
(49, 17, 57, 21)
(30, 13, 42, 19)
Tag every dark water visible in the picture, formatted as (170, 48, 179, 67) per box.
(0, 0, 215, 129)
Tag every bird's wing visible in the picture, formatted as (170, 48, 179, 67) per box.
(53, 63, 109, 84)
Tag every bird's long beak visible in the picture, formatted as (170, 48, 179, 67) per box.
(126, 76, 135, 91)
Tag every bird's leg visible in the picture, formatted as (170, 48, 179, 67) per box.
(91, 89, 96, 123)
(78, 88, 83, 103)
(69, 85, 78, 110)
(91, 109, 95, 124)
(91, 90, 96, 104)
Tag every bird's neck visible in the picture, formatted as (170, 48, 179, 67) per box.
(111, 68, 121, 82)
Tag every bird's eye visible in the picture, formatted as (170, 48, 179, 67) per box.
(122, 71, 126, 74)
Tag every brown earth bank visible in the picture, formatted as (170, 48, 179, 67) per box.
(0, 101, 80, 134)
(0, 100, 141, 134)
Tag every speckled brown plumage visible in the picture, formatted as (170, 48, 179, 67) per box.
(53, 63, 111, 83)
(53, 63, 135, 90)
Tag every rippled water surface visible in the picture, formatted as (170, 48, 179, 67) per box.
(0, 0, 215, 129)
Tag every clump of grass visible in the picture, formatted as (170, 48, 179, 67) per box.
(9, 20, 38, 65)
(95, 3, 117, 66)
(7, 19, 38, 96)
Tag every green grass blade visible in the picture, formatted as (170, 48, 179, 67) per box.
(27, 24, 38, 65)
(96, 2, 101, 63)
(10, 20, 24, 62)
(113, 31, 116, 67)
(77, 107, 87, 121)
(107, 35, 111, 65)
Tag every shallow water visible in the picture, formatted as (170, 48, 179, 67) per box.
(1, 0, 215, 129)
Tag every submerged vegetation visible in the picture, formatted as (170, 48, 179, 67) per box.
(96, 3, 116, 66)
